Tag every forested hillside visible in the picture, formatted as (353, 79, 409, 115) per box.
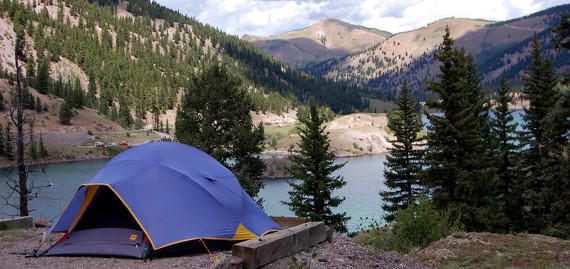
(302, 4, 570, 98)
(0, 0, 381, 130)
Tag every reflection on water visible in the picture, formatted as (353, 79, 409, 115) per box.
(1, 155, 388, 233)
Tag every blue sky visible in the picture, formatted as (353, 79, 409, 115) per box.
(154, 0, 569, 37)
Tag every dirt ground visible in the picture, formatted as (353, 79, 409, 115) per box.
(410, 232, 570, 269)
(0, 228, 430, 269)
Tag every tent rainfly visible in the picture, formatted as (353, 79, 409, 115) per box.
(39, 142, 281, 258)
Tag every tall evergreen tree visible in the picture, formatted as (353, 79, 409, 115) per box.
(35, 96, 42, 113)
(71, 78, 85, 108)
(175, 63, 266, 201)
(490, 76, 521, 233)
(423, 26, 496, 231)
(118, 97, 133, 128)
(284, 102, 349, 232)
(87, 73, 98, 108)
(518, 33, 561, 234)
(59, 98, 73, 125)
(380, 82, 424, 222)
(28, 122, 37, 160)
(545, 16, 570, 238)
(39, 132, 48, 158)
(541, 90, 570, 239)
(35, 59, 49, 94)
(152, 104, 160, 131)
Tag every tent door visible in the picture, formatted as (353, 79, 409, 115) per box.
(44, 228, 151, 258)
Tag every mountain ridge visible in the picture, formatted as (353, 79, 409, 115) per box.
(300, 4, 570, 96)
(242, 17, 392, 69)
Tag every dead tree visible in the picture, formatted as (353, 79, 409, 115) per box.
(11, 29, 30, 216)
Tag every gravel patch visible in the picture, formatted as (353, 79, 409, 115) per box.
(265, 232, 431, 269)
(1, 229, 430, 269)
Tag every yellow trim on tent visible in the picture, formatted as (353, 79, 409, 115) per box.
(67, 185, 99, 233)
(232, 223, 257, 241)
(152, 235, 253, 250)
(155, 226, 282, 250)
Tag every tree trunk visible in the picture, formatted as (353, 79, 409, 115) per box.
(15, 51, 28, 217)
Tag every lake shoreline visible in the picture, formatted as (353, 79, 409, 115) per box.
(0, 155, 111, 170)
(0, 148, 388, 171)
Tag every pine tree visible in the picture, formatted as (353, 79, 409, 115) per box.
(59, 98, 72, 125)
(35, 96, 42, 113)
(152, 105, 160, 131)
(490, 76, 521, 233)
(39, 132, 48, 158)
(284, 102, 349, 232)
(36, 59, 49, 94)
(118, 97, 133, 128)
(71, 77, 85, 108)
(423, 27, 496, 231)
(28, 122, 37, 160)
(380, 82, 425, 222)
(518, 33, 561, 234)
(22, 86, 35, 109)
(545, 17, 570, 238)
(175, 63, 266, 201)
(25, 52, 36, 80)
(541, 90, 570, 239)
(87, 73, 98, 108)
(109, 106, 119, 121)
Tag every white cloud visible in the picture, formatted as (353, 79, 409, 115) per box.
(154, 0, 569, 37)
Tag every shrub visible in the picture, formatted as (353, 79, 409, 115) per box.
(393, 197, 443, 253)
(353, 142, 359, 149)
(87, 130, 93, 136)
(359, 197, 444, 254)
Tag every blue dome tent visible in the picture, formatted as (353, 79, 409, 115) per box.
(40, 142, 280, 258)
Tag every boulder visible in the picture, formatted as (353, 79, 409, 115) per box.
(34, 218, 52, 228)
